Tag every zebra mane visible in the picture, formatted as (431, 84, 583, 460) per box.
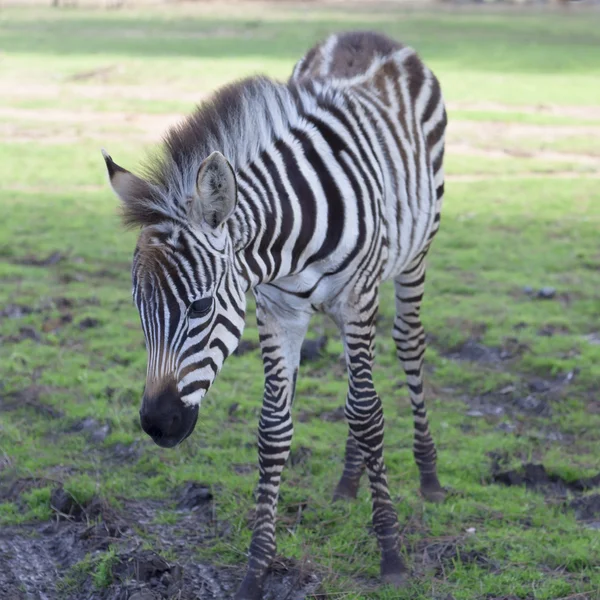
(138, 76, 300, 224)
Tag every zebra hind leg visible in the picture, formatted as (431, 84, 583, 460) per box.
(393, 253, 445, 503)
(332, 432, 365, 501)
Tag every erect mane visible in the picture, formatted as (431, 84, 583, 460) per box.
(140, 76, 300, 215)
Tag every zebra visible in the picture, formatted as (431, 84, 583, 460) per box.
(102, 30, 447, 599)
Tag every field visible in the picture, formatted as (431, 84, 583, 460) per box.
(1, 2, 599, 599)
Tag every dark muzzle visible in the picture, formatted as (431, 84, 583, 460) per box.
(140, 381, 199, 448)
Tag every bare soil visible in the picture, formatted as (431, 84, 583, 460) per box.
(0, 484, 323, 599)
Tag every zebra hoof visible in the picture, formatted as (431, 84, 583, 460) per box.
(234, 574, 264, 600)
(332, 479, 360, 502)
(382, 570, 408, 588)
(420, 485, 447, 503)
(420, 472, 446, 503)
(380, 554, 408, 588)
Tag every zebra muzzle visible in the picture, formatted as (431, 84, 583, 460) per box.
(139, 381, 199, 448)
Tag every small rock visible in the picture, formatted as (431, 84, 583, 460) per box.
(54, 297, 74, 309)
(498, 384, 515, 395)
(17, 326, 41, 342)
(78, 317, 100, 329)
(528, 379, 551, 393)
(537, 287, 556, 300)
(73, 417, 99, 432)
(584, 333, 600, 345)
(50, 487, 83, 519)
(454, 340, 498, 363)
(177, 482, 213, 509)
(59, 273, 85, 284)
(128, 591, 158, 600)
(112, 442, 139, 459)
(570, 494, 600, 521)
(129, 552, 171, 582)
(90, 424, 110, 443)
(563, 368, 580, 383)
(515, 395, 544, 413)
(466, 409, 485, 417)
(1, 304, 34, 319)
(496, 422, 516, 433)
(466, 527, 476, 534)
(522, 286, 534, 295)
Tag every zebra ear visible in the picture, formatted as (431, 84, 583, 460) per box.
(192, 151, 237, 229)
(101, 148, 152, 206)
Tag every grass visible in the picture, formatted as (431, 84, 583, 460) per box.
(0, 2, 599, 599)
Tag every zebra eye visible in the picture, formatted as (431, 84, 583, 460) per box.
(189, 297, 213, 318)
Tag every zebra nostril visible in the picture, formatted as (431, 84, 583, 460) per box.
(167, 412, 181, 435)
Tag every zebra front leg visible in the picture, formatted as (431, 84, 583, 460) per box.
(235, 300, 310, 600)
(393, 255, 445, 503)
(341, 306, 407, 587)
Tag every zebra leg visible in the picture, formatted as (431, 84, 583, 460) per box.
(393, 253, 445, 503)
(333, 432, 365, 501)
(235, 300, 310, 600)
(339, 301, 406, 586)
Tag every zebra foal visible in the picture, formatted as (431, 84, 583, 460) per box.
(103, 31, 446, 598)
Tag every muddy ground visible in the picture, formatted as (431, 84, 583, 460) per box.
(1, 331, 599, 600)
(2, 460, 598, 599)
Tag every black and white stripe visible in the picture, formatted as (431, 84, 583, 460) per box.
(106, 30, 447, 599)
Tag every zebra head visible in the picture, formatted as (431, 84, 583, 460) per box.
(103, 150, 246, 448)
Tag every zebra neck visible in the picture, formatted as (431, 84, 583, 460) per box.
(228, 179, 294, 290)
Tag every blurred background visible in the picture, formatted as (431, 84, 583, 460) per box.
(0, 1, 599, 599)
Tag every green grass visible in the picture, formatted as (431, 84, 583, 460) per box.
(1, 3, 599, 599)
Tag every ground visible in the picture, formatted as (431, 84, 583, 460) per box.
(0, 2, 599, 599)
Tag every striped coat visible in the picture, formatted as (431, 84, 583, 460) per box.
(103, 30, 447, 599)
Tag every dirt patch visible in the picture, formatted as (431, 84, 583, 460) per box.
(15, 250, 67, 267)
(449, 339, 502, 364)
(569, 494, 600, 528)
(177, 482, 213, 510)
(0, 303, 35, 319)
(1, 386, 64, 419)
(0, 484, 322, 600)
(297, 405, 345, 423)
(78, 316, 101, 330)
(69, 417, 111, 443)
(412, 536, 499, 578)
(5, 325, 43, 343)
(0, 477, 51, 503)
(446, 336, 530, 364)
(491, 461, 600, 496)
